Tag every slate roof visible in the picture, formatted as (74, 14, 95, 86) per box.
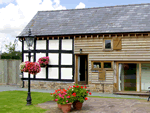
(18, 3, 150, 37)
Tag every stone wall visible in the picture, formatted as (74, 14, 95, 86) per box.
(87, 83, 113, 93)
(23, 80, 75, 90)
(22, 80, 114, 93)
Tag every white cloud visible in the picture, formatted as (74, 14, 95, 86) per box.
(0, 0, 13, 4)
(75, 2, 85, 9)
(0, 0, 66, 53)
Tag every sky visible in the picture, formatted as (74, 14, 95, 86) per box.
(0, 0, 150, 53)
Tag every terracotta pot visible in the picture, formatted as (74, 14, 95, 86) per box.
(57, 104, 62, 109)
(61, 103, 72, 113)
(73, 100, 83, 110)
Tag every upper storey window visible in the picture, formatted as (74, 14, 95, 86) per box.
(105, 40, 111, 49)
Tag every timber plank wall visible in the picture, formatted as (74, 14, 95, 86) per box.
(74, 36, 150, 84)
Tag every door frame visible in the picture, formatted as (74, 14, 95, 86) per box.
(75, 54, 89, 85)
(116, 61, 150, 92)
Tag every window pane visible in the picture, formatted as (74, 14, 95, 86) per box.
(93, 62, 101, 68)
(141, 63, 150, 91)
(105, 40, 111, 49)
(104, 63, 111, 68)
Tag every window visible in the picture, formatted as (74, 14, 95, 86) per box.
(105, 40, 111, 49)
(104, 62, 111, 68)
(91, 61, 113, 71)
(93, 62, 101, 68)
(103, 39, 113, 50)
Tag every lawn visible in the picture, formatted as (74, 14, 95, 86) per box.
(0, 91, 147, 113)
(0, 90, 53, 113)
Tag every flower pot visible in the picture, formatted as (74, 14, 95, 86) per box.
(61, 103, 72, 113)
(57, 104, 62, 109)
(73, 100, 83, 110)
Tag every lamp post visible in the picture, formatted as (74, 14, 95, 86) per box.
(25, 28, 34, 105)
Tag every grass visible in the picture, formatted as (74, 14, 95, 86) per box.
(0, 90, 53, 113)
(0, 91, 147, 113)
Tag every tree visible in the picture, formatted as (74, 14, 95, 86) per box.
(1, 39, 22, 60)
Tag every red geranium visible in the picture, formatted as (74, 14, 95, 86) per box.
(85, 97, 88, 100)
(73, 85, 75, 88)
(72, 93, 76, 97)
(76, 86, 79, 88)
(89, 92, 92, 95)
(81, 86, 83, 88)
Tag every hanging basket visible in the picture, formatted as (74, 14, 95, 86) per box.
(40, 64, 47, 67)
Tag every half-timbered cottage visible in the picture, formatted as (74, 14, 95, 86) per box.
(17, 3, 150, 93)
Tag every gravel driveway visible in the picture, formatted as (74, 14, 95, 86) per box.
(36, 97, 150, 113)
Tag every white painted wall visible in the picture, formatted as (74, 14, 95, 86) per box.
(48, 68, 59, 79)
(24, 53, 34, 62)
(141, 63, 150, 91)
(49, 40, 59, 50)
(36, 53, 46, 62)
(61, 53, 72, 65)
(48, 53, 59, 65)
(23, 72, 34, 78)
(62, 39, 72, 50)
(36, 68, 46, 78)
(24, 41, 34, 50)
(61, 68, 72, 79)
(36, 40, 46, 50)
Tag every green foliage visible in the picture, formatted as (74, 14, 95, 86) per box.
(67, 84, 89, 103)
(0, 90, 53, 113)
(1, 39, 22, 60)
(1, 51, 22, 59)
(51, 89, 74, 105)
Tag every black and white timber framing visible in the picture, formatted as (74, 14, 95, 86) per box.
(22, 37, 74, 82)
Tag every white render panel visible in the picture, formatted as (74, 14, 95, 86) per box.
(36, 53, 46, 62)
(49, 40, 59, 50)
(48, 53, 59, 65)
(36, 68, 46, 78)
(36, 40, 46, 50)
(24, 53, 34, 62)
(24, 41, 34, 50)
(61, 53, 72, 65)
(23, 72, 34, 78)
(62, 39, 72, 50)
(48, 68, 59, 79)
(61, 68, 72, 79)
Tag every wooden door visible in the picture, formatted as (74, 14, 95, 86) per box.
(76, 55, 88, 85)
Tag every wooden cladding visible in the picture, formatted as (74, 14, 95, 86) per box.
(113, 37, 122, 50)
(99, 71, 106, 80)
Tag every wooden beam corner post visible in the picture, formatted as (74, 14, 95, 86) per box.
(116, 62, 119, 91)
(139, 63, 141, 92)
(75, 55, 78, 84)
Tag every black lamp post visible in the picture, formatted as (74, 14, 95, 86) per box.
(25, 28, 34, 105)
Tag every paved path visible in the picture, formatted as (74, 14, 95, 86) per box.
(0, 85, 148, 99)
(36, 97, 150, 113)
(1, 85, 150, 113)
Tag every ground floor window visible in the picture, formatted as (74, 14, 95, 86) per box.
(141, 63, 150, 91)
(118, 63, 150, 92)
